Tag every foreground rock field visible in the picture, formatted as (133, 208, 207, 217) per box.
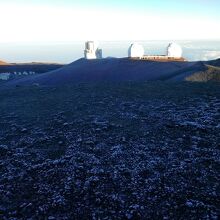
(0, 82, 219, 219)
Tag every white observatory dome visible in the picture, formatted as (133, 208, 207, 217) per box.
(167, 43, 182, 58)
(128, 43, 144, 58)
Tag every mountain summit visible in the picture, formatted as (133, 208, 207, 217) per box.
(0, 60, 9, 65)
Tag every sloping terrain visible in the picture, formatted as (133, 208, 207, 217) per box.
(0, 82, 219, 219)
(4, 58, 203, 87)
(186, 65, 220, 82)
(158, 61, 207, 81)
(207, 58, 220, 67)
(0, 63, 63, 75)
(0, 60, 9, 66)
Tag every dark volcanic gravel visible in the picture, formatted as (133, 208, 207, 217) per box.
(0, 82, 219, 219)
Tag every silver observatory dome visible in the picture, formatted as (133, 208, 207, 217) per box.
(167, 43, 182, 58)
(128, 43, 145, 58)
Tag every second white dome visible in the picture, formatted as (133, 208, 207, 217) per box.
(167, 43, 182, 58)
(128, 43, 145, 58)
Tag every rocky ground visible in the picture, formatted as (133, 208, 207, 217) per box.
(0, 82, 219, 219)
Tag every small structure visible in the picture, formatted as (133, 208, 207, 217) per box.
(84, 41, 102, 59)
(0, 73, 11, 80)
(128, 43, 145, 58)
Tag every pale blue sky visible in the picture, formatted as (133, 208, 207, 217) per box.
(0, 0, 219, 42)
(3, 0, 220, 16)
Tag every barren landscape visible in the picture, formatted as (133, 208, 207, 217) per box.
(0, 82, 219, 219)
(2, 58, 219, 88)
(1, 0, 220, 219)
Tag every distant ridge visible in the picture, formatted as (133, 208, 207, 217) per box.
(0, 63, 64, 77)
(10, 62, 65, 65)
(0, 60, 9, 65)
(0, 60, 64, 66)
(207, 58, 220, 67)
(3, 58, 220, 87)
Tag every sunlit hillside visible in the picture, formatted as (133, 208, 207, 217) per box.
(0, 60, 9, 65)
(186, 64, 220, 82)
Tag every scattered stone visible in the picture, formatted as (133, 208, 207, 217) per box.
(185, 200, 193, 208)
(21, 128, 28, 133)
(0, 82, 219, 219)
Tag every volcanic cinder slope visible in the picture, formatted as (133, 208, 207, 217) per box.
(4, 58, 209, 87)
(0, 82, 219, 219)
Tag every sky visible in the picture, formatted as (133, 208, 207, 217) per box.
(0, 0, 220, 43)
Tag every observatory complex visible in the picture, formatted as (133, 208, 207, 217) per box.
(83, 41, 185, 61)
(84, 41, 102, 59)
(128, 42, 186, 61)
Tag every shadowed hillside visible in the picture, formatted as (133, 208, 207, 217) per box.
(0, 63, 63, 74)
(3, 58, 199, 86)
(207, 58, 220, 67)
(2, 58, 220, 87)
(0, 63, 64, 83)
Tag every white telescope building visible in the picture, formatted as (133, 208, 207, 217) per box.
(128, 43, 145, 58)
(128, 42, 185, 61)
(167, 43, 183, 58)
(84, 41, 102, 59)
